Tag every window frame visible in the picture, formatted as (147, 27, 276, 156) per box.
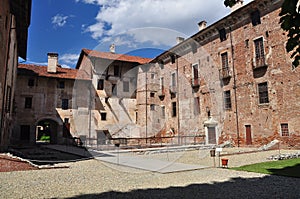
(97, 79, 104, 90)
(172, 102, 177, 117)
(258, 82, 269, 104)
(100, 112, 107, 121)
(281, 123, 289, 137)
(219, 28, 227, 42)
(62, 99, 69, 110)
(25, 97, 32, 109)
(224, 90, 232, 110)
(251, 10, 261, 26)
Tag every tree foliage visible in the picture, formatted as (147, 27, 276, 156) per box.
(224, 0, 300, 68)
(279, 0, 300, 68)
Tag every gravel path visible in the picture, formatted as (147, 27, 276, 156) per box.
(0, 148, 300, 198)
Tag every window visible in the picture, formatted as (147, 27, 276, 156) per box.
(150, 92, 155, 97)
(151, 73, 155, 79)
(160, 77, 164, 90)
(170, 55, 176, 64)
(112, 84, 117, 96)
(224, 90, 232, 110)
(58, 81, 65, 89)
(62, 99, 69, 110)
(192, 64, 199, 85)
(25, 97, 32, 109)
(219, 28, 226, 42)
(161, 106, 165, 119)
(251, 10, 261, 26)
(64, 118, 69, 123)
(114, 65, 119, 76)
(172, 102, 177, 117)
(28, 79, 35, 87)
(221, 52, 229, 69)
(281, 123, 289, 136)
(159, 61, 164, 69)
(97, 79, 104, 90)
(150, 104, 155, 111)
(123, 81, 129, 92)
(171, 73, 176, 87)
(254, 38, 265, 67)
(258, 82, 269, 104)
(100, 112, 107, 121)
(245, 39, 249, 48)
(194, 97, 200, 115)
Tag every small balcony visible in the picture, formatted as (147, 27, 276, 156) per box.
(219, 68, 232, 79)
(253, 56, 267, 70)
(191, 78, 200, 89)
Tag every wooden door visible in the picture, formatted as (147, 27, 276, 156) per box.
(208, 127, 216, 144)
(246, 125, 252, 145)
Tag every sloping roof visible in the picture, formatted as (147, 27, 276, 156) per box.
(76, 48, 151, 69)
(18, 64, 91, 81)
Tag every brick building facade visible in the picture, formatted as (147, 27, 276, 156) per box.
(13, 53, 91, 145)
(138, 0, 300, 147)
(0, 0, 31, 150)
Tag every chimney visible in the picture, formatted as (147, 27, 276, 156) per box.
(47, 53, 58, 73)
(198, 21, 207, 31)
(231, 0, 244, 12)
(176, 37, 185, 44)
(110, 44, 115, 53)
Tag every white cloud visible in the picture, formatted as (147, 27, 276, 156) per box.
(78, 0, 253, 52)
(51, 14, 69, 27)
(59, 53, 79, 65)
(61, 64, 72, 69)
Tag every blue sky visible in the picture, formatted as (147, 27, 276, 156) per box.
(25, 0, 252, 68)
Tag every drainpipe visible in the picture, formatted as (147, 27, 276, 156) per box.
(176, 55, 181, 145)
(229, 26, 240, 147)
(145, 65, 148, 145)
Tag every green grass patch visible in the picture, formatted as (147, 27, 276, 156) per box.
(232, 158, 300, 178)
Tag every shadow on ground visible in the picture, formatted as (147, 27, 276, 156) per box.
(8, 144, 94, 165)
(66, 175, 300, 199)
(268, 163, 300, 178)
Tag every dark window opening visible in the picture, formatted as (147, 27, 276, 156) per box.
(100, 112, 107, 121)
(64, 118, 69, 123)
(62, 99, 69, 110)
(150, 92, 155, 97)
(114, 65, 120, 76)
(151, 73, 155, 79)
(58, 81, 65, 89)
(245, 39, 249, 48)
(97, 79, 104, 90)
(254, 38, 265, 67)
(161, 106, 165, 119)
(258, 82, 269, 104)
(251, 10, 261, 26)
(172, 102, 177, 117)
(150, 104, 155, 111)
(170, 55, 176, 64)
(123, 81, 129, 92)
(192, 64, 199, 85)
(28, 79, 35, 87)
(25, 97, 32, 109)
(194, 97, 200, 115)
(219, 28, 227, 42)
(112, 84, 117, 96)
(224, 90, 232, 110)
(281, 123, 289, 136)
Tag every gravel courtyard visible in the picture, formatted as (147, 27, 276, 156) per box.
(1, 148, 300, 198)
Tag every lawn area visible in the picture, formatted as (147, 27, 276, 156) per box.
(232, 158, 300, 178)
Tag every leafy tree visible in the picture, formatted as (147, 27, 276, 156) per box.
(224, 0, 300, 68)
(279, 0, 300, 67)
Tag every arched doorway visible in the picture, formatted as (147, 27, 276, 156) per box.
(36, 119, 58, 144)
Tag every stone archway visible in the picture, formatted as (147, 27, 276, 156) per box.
(36, 119, 59, 144)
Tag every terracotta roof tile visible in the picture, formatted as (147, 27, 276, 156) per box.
(18, 64, 91, 80)
(82, 48, 151, 64)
